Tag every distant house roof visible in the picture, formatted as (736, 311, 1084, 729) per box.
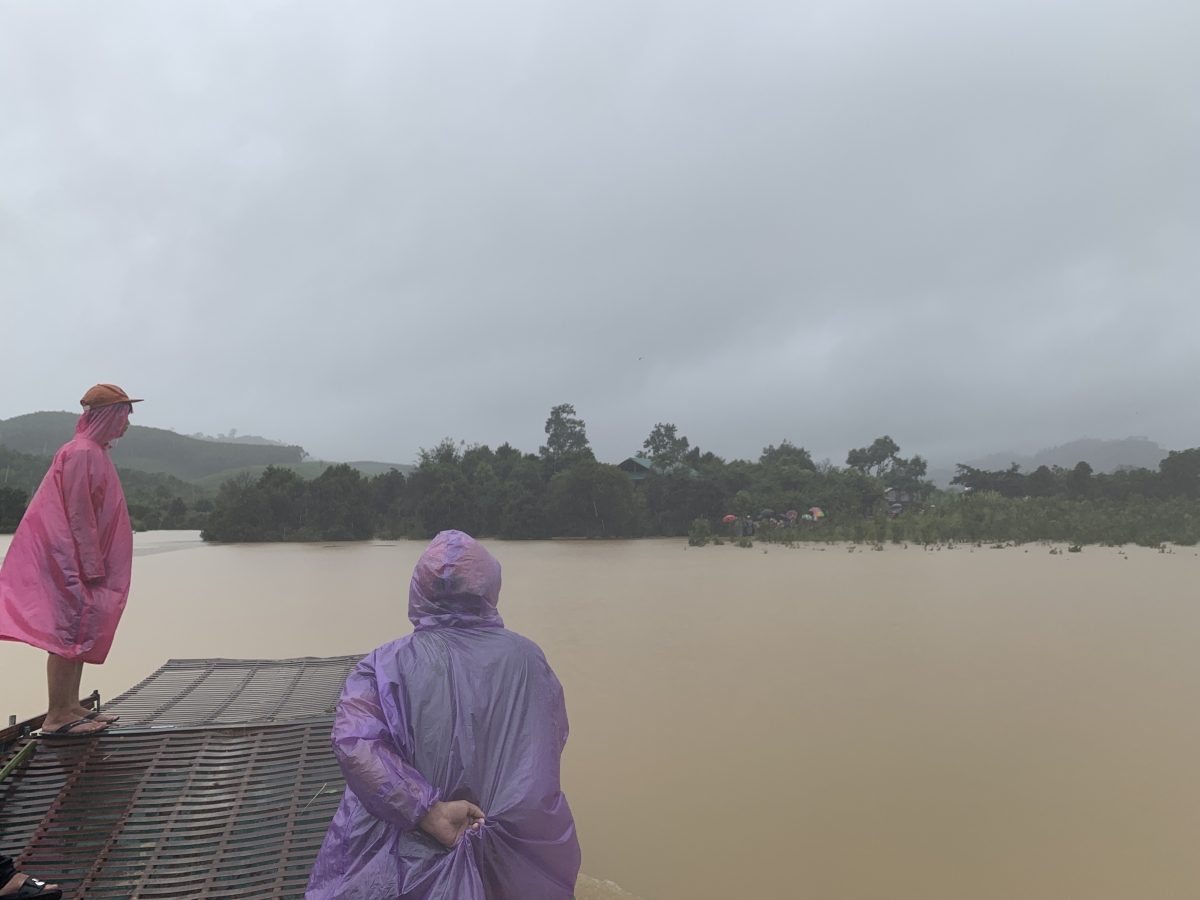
(617, 456, 654, 480)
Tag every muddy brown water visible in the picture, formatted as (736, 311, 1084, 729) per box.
(3, 533, 1200, 899)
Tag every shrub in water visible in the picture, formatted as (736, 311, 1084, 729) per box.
(687, 518, 713, 547)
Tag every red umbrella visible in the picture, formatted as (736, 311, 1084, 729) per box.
(722, 514, 738, 523)
(809, 507, 825, 518)
(785, 509, 798, 520)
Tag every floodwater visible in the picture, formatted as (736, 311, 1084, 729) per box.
(3, 533, 1200, 900)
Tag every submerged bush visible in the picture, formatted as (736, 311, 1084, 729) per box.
(750, 492, 1200, 548)
(687, 518, 713, 546)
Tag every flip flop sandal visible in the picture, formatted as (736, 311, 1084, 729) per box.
(83, 710, 119, 724)
(0, 876, 63, 899)
(37, 718, 108, 738)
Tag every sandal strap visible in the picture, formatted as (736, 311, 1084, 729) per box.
(12, 875, 63, 899)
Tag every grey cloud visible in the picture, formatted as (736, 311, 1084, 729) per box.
(1, 0, 1196, 468)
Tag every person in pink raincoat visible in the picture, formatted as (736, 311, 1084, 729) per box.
(0, 383, 142, 737)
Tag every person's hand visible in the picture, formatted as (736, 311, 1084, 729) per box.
(418, 800, 486, 848)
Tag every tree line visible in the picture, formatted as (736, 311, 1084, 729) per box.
(200, 405, 933, 542)
(201, 409, 1200, 546)
(6, 404, 1200, 546)
(951, 452, 1200, 501)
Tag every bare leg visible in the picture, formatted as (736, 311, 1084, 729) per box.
(44, 653, 104, 734)
(68, 663, 117, 723)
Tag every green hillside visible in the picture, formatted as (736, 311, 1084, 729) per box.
(0, 412, 411, 532)
(0, 411, 305, 480)
(0, 443, 212, 533)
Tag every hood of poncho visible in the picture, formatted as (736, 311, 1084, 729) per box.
(408, 530, 504, 631)
(74, 403, 131, 450)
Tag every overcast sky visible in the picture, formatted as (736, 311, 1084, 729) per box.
(1, 0, 1196, 466)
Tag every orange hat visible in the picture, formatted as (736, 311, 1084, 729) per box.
(80, 384, 143, 411)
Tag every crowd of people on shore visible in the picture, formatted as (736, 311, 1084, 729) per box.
(731, 507, 823, 537)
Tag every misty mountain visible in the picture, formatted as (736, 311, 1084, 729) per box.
(0, 412, 412, 486)
(903, 438, 1171, 489)
(0, 411, 306, 480)
(968, 438, 1170, 476)
(190, 429, 291, 447)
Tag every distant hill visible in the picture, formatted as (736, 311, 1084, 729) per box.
(968, 437, 1170, 475)
(189, 430, 291, 447)
(1, 441, 204, 501)
(0, 411, 306, 480)
(0, 412, 413, 490)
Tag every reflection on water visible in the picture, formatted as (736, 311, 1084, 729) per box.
(576, 874, 642, 899)
(4, 533, 1200, 899)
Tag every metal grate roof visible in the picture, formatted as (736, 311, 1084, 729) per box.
(101, 656, 363, 729)
(1, 722, 346, 899)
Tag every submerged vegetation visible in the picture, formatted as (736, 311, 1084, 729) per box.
(751, 493, 1200, 548)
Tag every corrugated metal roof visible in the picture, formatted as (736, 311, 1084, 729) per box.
(0, 655, 362, 899)
(2, 722, 344, 899)
(101, 656, 362, 730)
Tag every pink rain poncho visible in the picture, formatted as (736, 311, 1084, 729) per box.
(0, 404, 133, 664)
(307, 530, 581, 900)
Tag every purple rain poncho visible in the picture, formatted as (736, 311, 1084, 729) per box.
(307, 531, 580, 900)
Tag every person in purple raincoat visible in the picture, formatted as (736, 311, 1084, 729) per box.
(307, 530, 580, 900)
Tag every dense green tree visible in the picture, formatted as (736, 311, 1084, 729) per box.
(0, 487, 27, 533)
(1067, 461, 1094, 500)
(641, 471, 726, 535)
(202, 468, 300, 541)
(307, 464, 376, 540)
(1026, 464, 1057, 498)
(370, 468, 409, 523)
(201, 465, 375, 541)
(846, 436, 900, 476)
(410, 441, 477, 536)
(952, 463, 1027, 498)
(544, 459, 638, 538)
(844, 436, 928, 497)
(640, 423, 691, 467)
(885, 454, 928, 493)
(758, 440, 816, 470)
(1159, 449, 1200, 499)
(540, 404, 591, 460)
(161, 496, 189, 528)
(846, 436, 928, 494)
(499, 488, 552, 539)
